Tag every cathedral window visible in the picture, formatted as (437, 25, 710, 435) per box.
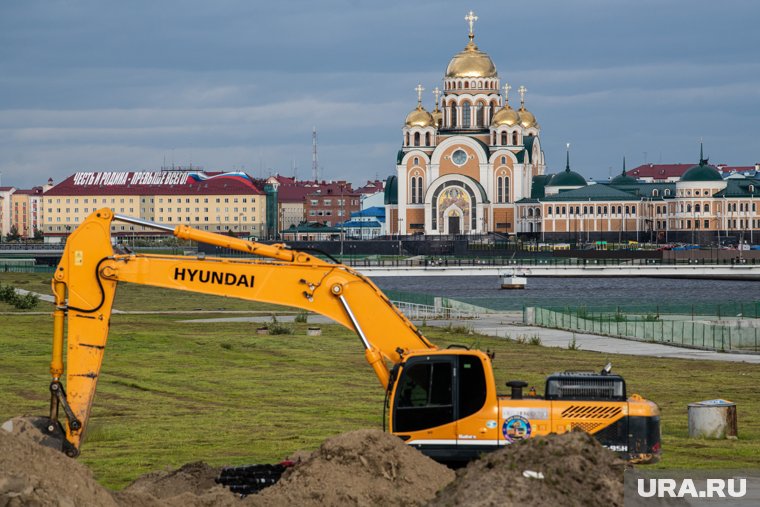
(704, 203, 710, 213)
(414, 132, 420, 147)
(631, 206, 636, 214)
(464, 81, 469, 89)
(664, 189, 671, 196)
(501, 132, 507, 145)
(462, 103, 471, 127)
(425, 133, 431, 146)
(405, 133, 409, 146)
(451, 106, 458, 127)
(695, 204, 701, 213)
(652, 189, 659, 197)
(410, 175, 423, 204)
(413, 157, 419, 165)
(686, 204, 692, 212)
(476, 103, 484, 126)
(548, 207, 553, 216)
(512, 132, 518, 145)
(501, 156, 506, 164)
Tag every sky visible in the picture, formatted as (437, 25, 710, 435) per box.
(1, 0, 759, 188)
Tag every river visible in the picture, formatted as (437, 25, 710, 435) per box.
(373, 276, 760, 313)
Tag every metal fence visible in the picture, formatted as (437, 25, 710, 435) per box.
(391, 301, 479, 320)
(529, 306, 760, 352)
(0, 265, 56, 274)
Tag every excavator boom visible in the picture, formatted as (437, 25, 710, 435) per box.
(49, 209, 435, 454)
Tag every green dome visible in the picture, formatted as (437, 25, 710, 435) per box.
(549, 168, 587, 187)
(681, 161, 723, 182)
(384, 175, 398, 205)
(610, 174, 637, 185)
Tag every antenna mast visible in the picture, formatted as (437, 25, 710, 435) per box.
(312, 126, 319, 181)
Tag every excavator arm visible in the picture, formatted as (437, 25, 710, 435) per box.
(49, 209, 435, 455)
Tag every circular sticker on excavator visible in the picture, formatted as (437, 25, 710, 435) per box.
(502, 415, 531, 443)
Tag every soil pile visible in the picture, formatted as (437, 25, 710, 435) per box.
(0, 422, 120, 507)
(2, 418, 625, 507)
(120, 462, 221, 499)
(247, 429, 456, 507)
(430, 431, 625, 507)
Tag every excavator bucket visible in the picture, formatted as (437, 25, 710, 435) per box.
(1, 416, 73, 455)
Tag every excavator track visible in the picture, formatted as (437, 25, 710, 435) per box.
(216, 461, 293, 497)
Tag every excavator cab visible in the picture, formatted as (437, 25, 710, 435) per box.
(389, 349, 497, 463)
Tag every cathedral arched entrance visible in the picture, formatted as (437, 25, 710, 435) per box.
(425, 175, 488, 235)
(443, 204, 463, 234)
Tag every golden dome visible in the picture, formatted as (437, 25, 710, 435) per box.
(491, 103, 520, 127)
(519, 107, 538, 129)
(431, 108, 443, 128)
(405, 105, 434, 128)
(445, 41, 497, 79)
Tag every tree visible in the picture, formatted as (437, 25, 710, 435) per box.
(5, 225, 20, 242)
(33, 228, 44, 241)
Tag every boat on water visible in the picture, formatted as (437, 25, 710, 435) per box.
(499, 269, 527, 289)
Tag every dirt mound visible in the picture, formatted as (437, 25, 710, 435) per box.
(2, 419, 624, 507)
(120, 461, 221, 499)
(430, 430, 625, 507)
(247, 429, 455, 506)
(1, 415, 66, 450)
(0, 425, 119, 507)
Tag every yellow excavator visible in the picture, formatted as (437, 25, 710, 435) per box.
(40, 209, 661, 464)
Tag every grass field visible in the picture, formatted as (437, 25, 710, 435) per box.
(1, 272, 759, 489)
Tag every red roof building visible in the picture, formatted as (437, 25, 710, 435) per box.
(41, 170, 267, 242)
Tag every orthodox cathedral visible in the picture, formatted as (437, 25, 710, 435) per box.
(384, 12, 760, 244)
(384, 11, 545, 235)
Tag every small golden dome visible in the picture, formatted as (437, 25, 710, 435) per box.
(445, 41, 497, 79)
(519, 107, 538, 129)
(491, 103, 520, 127)
(431, 108, 443, 128)
(405, 105, 434, 128)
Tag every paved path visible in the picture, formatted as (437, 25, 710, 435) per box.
(180, 312, 760, 364)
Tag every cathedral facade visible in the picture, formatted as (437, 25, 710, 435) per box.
(385, 12, 545, 235)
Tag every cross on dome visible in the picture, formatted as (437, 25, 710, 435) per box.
(415, 83, 425, 105)
(503, 82, 512, 102)
(518, 85, 527, 107)
(465, 10, 478, 40)
(432, 86, 441, 107)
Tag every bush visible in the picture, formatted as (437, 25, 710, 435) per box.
(267, 314, 292, 335)
(13, 293, 39, 310)
(567, 334, 581, 350)
(528, 335, 542, 346)
(294, 311, 309, 323)
(0, 283, 39, 309)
